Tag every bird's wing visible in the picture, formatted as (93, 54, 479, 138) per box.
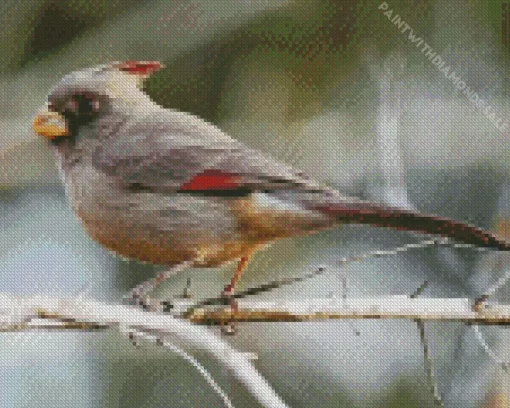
(92, 110, 324, 194)
(91, 110, 510, 251)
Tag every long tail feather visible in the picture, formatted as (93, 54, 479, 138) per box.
(314, 202, 510, 251)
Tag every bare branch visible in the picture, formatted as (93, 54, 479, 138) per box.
(3, 293, 510, 407)
(131, 330, 237, 408)
(183, 297, 510, 325)
(0, 294, 289, 408)
(3, 294, 510, 327)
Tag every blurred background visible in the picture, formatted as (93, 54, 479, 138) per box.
(0, 0, 509, 407)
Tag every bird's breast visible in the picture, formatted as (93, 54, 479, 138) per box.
(63, 164, 334, 266)
(65, 166, 263, 265)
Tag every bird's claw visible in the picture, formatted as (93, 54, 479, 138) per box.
(221, 323, 237, 335)
(123, 292, 163, 313)
(220, 289, 238, 335)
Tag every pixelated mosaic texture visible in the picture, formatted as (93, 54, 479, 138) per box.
(0, 0, 509, 407)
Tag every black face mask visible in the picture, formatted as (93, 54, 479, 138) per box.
(51, 94, 101, 146)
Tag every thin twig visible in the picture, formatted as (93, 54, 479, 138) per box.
(410, 280, 429, 299)
(472, 325, 510, 372)
(186, 237, 500, 314)
(416, 320, 445, 407)
(183, 238, 454, 315)
(411, 281, 444, 406)
(474, 267, 510, 310)
(472, 259, 510, 376)
(131, 330, 236, 408)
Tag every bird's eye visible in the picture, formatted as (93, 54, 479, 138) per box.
(65, 98, 79, 113)
(64, 94, 100, 116)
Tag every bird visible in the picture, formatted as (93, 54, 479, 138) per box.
(32, 60, 510, 306)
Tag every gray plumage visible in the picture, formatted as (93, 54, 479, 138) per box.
(34, 62, 509, 272)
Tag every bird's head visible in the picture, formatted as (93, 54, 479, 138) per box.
(32, 61, 163, 143)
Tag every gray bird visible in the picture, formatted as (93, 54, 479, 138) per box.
(32, 61, 510, 303)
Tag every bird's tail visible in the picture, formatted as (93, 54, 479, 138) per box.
(310, 200, 510, 251)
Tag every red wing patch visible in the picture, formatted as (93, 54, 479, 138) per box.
(179, 170, 241, 191)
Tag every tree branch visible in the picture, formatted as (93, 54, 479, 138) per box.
(0, 294, 289, 408)
(2, 294, 510, 329)
(181, 296, 510, 325)
(3, 293, 510, 408)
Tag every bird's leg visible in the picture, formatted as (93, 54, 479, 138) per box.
(221, 256, 251, 335)
(222, 256, 250, 297)
(126, 261, 193, 311)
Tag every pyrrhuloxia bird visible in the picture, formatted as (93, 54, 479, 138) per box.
(32, 61, 510, 303)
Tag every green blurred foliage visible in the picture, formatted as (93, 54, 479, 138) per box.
(378, 376, 436, 408)
(0, 0, 441, 121)
(147, 0, 440, 123)
(0, 0, 150, 72)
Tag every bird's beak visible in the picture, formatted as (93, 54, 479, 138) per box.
(32, 108, 68, 139)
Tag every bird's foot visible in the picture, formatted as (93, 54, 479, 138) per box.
(221, 283, 237, 300)
(123, 290, 163, 313)
(220, 287, 238, 335)
(124, 262, 194, 312)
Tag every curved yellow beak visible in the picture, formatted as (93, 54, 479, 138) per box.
(32, 109, 68, 139)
